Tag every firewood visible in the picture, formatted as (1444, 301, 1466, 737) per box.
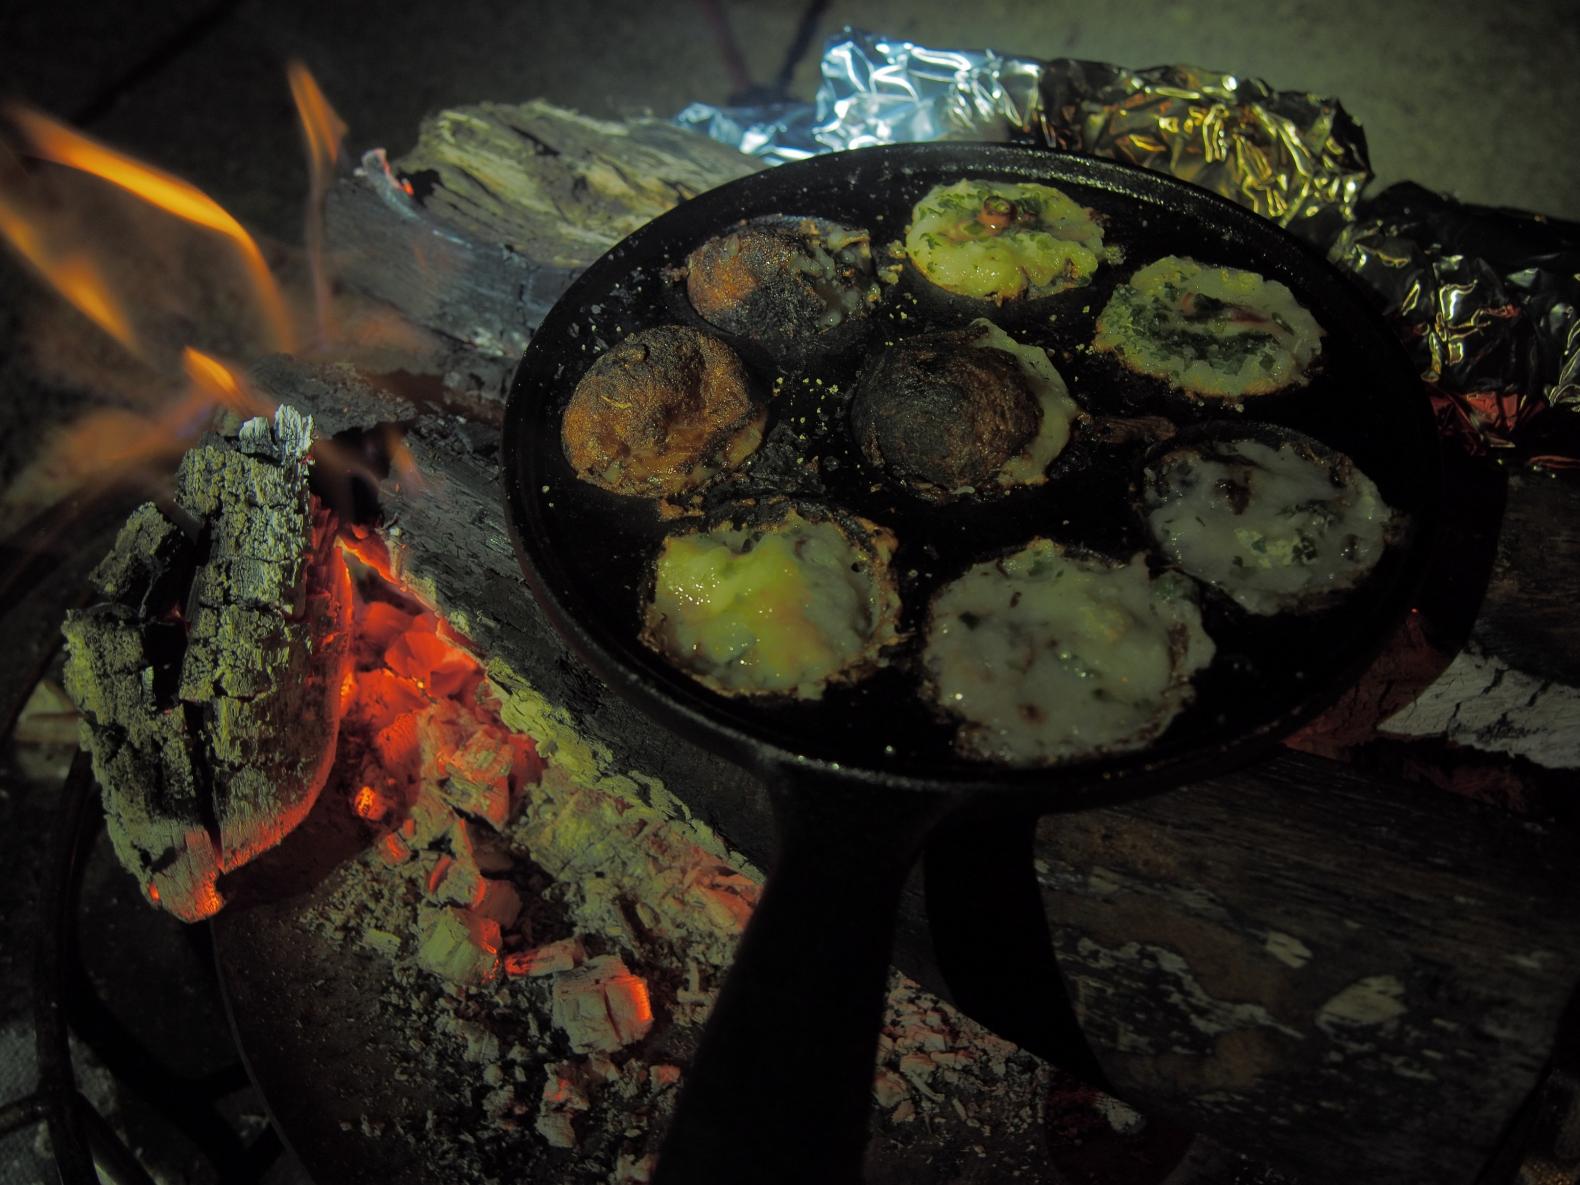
(62, 408, 352, 920)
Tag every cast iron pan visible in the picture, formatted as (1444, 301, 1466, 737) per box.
(503, 143, 1439, 1182)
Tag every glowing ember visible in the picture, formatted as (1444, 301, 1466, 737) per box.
(426, 853, 456, 895)
(504, 938, 586, 979)
(551, 956, 655, 1052)
(380, 832, 414, 866)
(8, 106, 294, 352)
(332, 526, 546, 980)
(352, 784, 390, 821)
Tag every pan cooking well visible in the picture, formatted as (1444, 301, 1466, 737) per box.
(503, 143, 1438, 1184)
(506, 144, 1436, 795)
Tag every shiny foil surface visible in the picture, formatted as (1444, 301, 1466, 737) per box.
(676, 28, 1580, 467)
(677, 28, 1371, 239)
(1329, 184, 1580, 466)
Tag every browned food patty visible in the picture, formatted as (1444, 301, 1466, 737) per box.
(851, 330, 1041, 495)
(685, 217, 875, 346)
(561, 325, 765, 499)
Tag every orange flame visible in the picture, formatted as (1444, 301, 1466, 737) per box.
(8, 106, 294, 352)
(287, 62, 348, 174)
(0, 193, 138, 352)
(182, 347, 273, 418)
(287, 62, 348, 344)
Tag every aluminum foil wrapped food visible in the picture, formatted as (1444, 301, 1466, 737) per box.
(677, 28, 1371, 242)
(1328, 183, 1580, 467)
(676, 27, 1580, 467)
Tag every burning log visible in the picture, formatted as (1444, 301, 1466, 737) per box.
(62, 407, 351, 920)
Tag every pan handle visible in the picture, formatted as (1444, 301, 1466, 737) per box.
(652, 772, 959, 1185)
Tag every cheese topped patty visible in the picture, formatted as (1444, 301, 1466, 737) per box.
(1094, 256, 1323, 397)
(1144, 434, 1395, 614)
(905, 180, 1111, 302)
(642, 506, 901, 699)
(923, 541, 1215, 764)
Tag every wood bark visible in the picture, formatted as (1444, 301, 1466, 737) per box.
(62, 408, 352, 920)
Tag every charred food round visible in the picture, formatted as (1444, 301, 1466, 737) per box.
(561, 325, 765, 500)
(851, 321, 1078, 498)
(684, 217, 877, 347)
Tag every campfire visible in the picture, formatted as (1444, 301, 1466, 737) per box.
(5, 53, 1579, 1185)
(5, 71, 1074, 1183)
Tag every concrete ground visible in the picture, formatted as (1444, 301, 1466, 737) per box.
(0, 1, 1576, 1182)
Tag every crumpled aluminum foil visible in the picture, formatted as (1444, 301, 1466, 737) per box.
(676, 28, 1580, 468)
(1328, 183, 1580, 466)
(676, 29, 1371, 242)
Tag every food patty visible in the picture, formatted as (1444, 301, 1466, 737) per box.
(905, 179, 1111, 302)
(641, 503, 901, 699)
(561, 325, 765, 500)
(851, 318, 1079, 498)
(1143, 431, 1395, 614)
(923, 541, 1215, 764)
(1094, 256, 1323, 397)
(685, 217, 877, 347)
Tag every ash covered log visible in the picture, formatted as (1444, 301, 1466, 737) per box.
(253, 355, 1580, 1183)
(62, 407, 352, 920)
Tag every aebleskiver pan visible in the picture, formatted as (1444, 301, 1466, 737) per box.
(503, 141, 1439, 1183)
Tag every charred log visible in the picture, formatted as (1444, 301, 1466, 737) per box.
(62, 408, 352, 920)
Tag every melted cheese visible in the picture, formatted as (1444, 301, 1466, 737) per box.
(906, 181, 1110, 301)
(645, 510, 897, 698)
(964, 319, 1080, 488)
(924, 542, 1215, 763)
(1145, 437, 1393, 614)
(1094, 256, 1323, 396)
